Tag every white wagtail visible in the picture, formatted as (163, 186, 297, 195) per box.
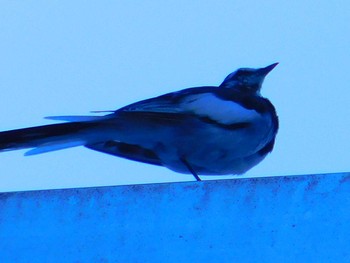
(0, 63, 278, 181)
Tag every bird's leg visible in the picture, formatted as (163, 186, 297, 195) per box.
(180, 158, 201, 181)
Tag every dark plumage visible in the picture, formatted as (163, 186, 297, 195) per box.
(0, 63, 279, 181)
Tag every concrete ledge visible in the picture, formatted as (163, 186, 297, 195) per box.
(1, 173, 350, 262)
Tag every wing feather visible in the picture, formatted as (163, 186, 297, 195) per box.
(118, 87, 260, 125)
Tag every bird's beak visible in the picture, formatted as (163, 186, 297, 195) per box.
(259, 63, 279, 76)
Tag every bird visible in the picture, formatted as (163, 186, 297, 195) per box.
(0, 63, 279, 181)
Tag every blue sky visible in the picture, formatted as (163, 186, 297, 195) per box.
(1, 1, 349, 191)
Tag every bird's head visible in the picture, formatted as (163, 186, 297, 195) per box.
(220, 63, 278, 94)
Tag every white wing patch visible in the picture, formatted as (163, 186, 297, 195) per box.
(182, 93, 260, 124)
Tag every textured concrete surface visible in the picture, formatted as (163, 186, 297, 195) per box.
(1, 173, 350, 262)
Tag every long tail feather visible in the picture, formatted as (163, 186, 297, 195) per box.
(0, 122, 99, 154)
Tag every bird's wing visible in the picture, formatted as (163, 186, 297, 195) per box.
(118, 88, 196, 113)
(118, 87, 261, 126)
(46, 87, 262, 127)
